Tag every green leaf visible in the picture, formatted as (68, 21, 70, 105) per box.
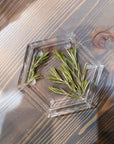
(71, 71, 81, 86)
(66, 49, 72, 59)
(27, 51, 50, 85)
(34, 52, 49, 67)
(84, 80, 90, 91)
(66, 48, 77, 69)
(69, 95, 80, 99)
(47, 46, 90, 100)
(35, 52, 40, 61)
(82, 64, 87, 81)
(46, 75, 58, 80)
(49, 86, 68, 95)
(72, 46, 76, 59)
(52, 80, 64, 84)
(50, 67, 63, 81)
(61, 64, 72, 81)
(54, 50, 63, 62)
(65, 58, 74, 68)
(77, 63, 81, 78)
(28, 68, 34, 79)
(33, 74, 40, 79)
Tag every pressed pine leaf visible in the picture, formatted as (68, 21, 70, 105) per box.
(36, 52, 40, 60)
(34, 52, 49, 68)
(50, 68, 62, 80)
(46, 75, 59, 80)
(65, 58, 74, 68)
(73, 46, 76, 59)
(54, 50, 63, 62)
(49, 86, 68, 95)
(52, 80, 64, 84)
(84, 80, 90, 91)
(69, 95, 80, 99)
(82, 63, 87, 81)
(33, 74, 40, 79)
(47, 46, 90, 99)
(27, 51, 50, 84)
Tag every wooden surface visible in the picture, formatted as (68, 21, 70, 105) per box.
(0, 0, 114, 144)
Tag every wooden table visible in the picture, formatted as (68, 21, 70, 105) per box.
(0, 0, 114, 143)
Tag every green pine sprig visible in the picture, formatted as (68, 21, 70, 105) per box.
(27, 51, 50, 84)
(46, 46, 90, 99)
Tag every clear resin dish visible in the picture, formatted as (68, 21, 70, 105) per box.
(18, 34, 104, 117)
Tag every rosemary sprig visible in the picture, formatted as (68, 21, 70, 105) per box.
(27, 51, 50, 84)
(47, 46, 90, 99)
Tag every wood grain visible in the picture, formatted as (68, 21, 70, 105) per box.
(0, 0, 114, 144)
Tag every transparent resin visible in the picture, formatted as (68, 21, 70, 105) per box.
(18, 34, 104, 117)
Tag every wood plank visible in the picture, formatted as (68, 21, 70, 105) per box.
(0, 0, 113, 143)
